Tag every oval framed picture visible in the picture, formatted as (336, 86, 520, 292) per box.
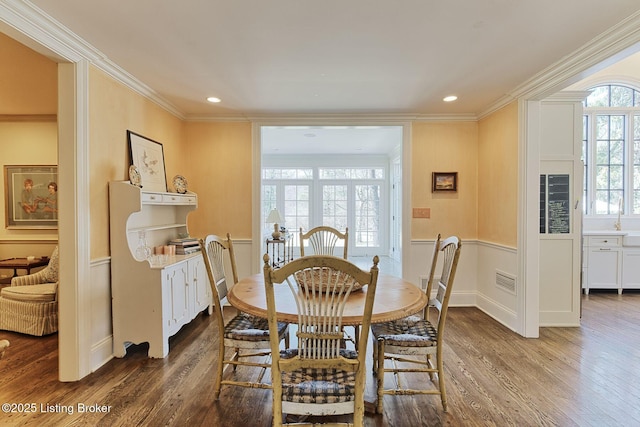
(129, 164, 142, 188)
(173, 175, 188, 194)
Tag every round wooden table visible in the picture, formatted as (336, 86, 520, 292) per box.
(227, 273, 428, 325)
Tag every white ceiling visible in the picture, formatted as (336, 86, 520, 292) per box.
(26, 0, 640, 119)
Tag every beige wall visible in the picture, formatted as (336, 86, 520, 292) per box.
(411, 121, 478, 240)
(0, 32, 57, 115)
(88, 67, 186, 259)
(185, 121, 253, 239)
(477, 102, 519, 247)
(0, 34, 58, 260)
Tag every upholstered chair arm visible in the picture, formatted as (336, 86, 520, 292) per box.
(10, 269, 50, 287)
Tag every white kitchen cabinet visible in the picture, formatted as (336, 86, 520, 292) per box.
(622, 250, 640, 290)
(109, 181, 211, 358)
(583, 234, 622, 294)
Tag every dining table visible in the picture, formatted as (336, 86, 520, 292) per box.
(227, 271, 429, 415)
(227, 272, 429, 326)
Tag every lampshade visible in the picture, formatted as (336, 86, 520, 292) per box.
(266, 208, 283, 224)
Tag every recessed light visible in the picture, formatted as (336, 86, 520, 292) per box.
(206, 97, 221, 103)
(443, 95, 458, 102)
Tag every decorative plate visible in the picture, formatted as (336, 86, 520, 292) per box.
(129, 164, 142, 188)
(173, 175, 188, 194)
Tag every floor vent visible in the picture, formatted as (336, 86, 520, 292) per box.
(496, 270, 516, 295)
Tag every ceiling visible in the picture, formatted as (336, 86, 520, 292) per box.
(26, 0, 640, 119)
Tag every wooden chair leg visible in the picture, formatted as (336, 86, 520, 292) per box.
(214, 345, 225, 399)
(437, 347, 448, 412)
(0, 339, 8, 359)
(376, 338, 385, 414)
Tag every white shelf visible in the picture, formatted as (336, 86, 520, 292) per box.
(128, 223, 188, 233)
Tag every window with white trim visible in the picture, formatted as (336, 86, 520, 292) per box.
(262, 165, 387, 255)
(583, 84, 640, 215)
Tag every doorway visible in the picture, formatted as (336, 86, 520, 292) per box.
(257, 124, 405, 271)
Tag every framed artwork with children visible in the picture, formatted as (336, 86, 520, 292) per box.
(4, 165, 58, 229)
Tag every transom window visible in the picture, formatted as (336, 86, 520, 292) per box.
(583, 84, 640, 215)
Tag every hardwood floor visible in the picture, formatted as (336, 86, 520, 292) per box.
(1, 291, 639, 426)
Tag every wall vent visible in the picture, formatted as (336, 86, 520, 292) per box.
(496, 270, 516, 295)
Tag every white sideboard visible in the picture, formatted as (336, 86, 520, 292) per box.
(583, 231, 640, 295)
(109, 181, 211, 358)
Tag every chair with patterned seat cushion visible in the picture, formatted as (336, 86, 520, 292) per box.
(372, 235, 461, 413)
(299, 225, 358, 346)
(0, 246, 59, 336)
(199, 234, 289, 400)
(264, 253, 379, 426)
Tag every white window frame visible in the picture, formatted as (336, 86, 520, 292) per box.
(262, 154, 389, 256)
(583, 83, 640, 217)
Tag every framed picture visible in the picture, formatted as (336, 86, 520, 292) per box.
(127, 130, 167, 192)
(4, 165, 58, 229)
(432, 172, 458, 192)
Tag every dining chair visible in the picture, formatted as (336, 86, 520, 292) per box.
(200, 234, 289, 400)
(371, 235, 461, 413)
(299, 226, 356, 345)
(299, 226, 349, 259)
(422, 233, 441, 319)
(263, 254, 379, 426)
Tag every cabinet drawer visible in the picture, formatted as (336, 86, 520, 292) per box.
(587, 236, 621, 247)
(162, 194, 196, 204)
(141, 192, 164, 204)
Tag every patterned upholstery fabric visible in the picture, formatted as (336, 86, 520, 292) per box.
(224, 312, 288, 341)
(279, 348, 358, 404)
(40, 246, 59, 283)
(1, 283, 57, 303)
(281, 368, 357, 404)
(371, 315, 438, 347)
(0, 246, 58, 336)
(0, 298, 58, 336)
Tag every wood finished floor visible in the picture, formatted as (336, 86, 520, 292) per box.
(1, 291, 639, 426)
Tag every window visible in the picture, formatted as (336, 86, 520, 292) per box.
(262, 165, 387, 255)
(262, 169, 313, 244)
(583, 84, 640, 215)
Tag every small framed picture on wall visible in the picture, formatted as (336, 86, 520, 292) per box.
(432, 172, 458, 192)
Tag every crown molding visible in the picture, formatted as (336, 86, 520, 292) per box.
(479, 10, 640, 119)
(5, 1, 640, 124)
(542, 91, 591, 103)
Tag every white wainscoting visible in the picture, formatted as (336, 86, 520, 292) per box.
(475, 241, 518, 332)
(407, 239, 478, 307)
(89, 256, 114, 372)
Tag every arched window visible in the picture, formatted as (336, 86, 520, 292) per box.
(583, 84, 640, 215)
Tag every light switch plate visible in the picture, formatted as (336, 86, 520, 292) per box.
(413, 208, 430, 218)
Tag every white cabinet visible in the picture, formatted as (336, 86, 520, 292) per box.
(109, 181, 211, 358)
(622, 250, 640, 290)
(583, 235, 622, 294)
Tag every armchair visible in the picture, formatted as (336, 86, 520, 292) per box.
(0, 246, 59, 336)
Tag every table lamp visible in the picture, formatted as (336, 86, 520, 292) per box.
(266, 208, 283, 239)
